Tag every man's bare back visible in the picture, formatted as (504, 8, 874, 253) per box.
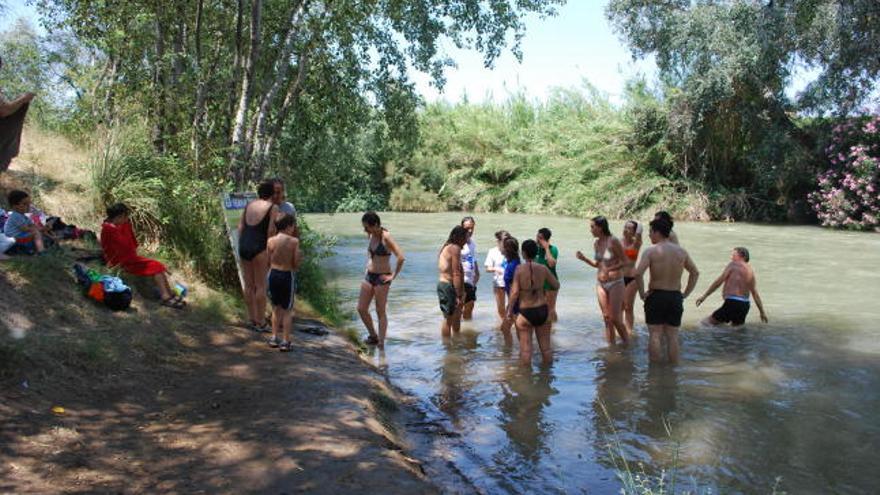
(642, 240, 696, 292)
(268, 233, 300, 271)
(722, 261, 754, 298)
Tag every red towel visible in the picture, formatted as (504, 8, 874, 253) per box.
(100, 221, 166, 276)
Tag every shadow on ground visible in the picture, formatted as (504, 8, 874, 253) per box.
(0, 252, 436, 494)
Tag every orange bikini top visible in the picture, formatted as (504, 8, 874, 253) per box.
(624, 247, 638, 261)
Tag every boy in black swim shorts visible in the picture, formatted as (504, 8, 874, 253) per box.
(266, 215, 302, 352)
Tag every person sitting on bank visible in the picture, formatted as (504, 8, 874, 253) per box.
(0, 56, 36, 172)
(3, 190, 51, 255)
(696, 247, 768, 326)
(100, 203, 185, 309)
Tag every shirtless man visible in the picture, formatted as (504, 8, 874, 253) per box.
(266, 214, 302, 352)
(696, 247, 768, 326)
(634, 218, 700, 364)
(438, 226, 469, 338)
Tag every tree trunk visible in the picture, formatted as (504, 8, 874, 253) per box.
(230, 0, 263, 186)
(153, 17, 168, 152)
(190, 0, 205, 169)
(227, 0, 245, 146)
(248, 1, 309, 181)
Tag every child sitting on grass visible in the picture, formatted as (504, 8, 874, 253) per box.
(266, 214, 302, 352)
(100, 203, 185, 310)
(3, 190, 53, 255)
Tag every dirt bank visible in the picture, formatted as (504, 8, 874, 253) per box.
(1, 306, 442, 494)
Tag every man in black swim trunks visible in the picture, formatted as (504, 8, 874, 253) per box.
(635, 218, 699, 364)
(695, 247, 768, 326)
(437, 226, 468, 338)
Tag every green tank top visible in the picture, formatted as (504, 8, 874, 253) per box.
(536, 245, 559, 290)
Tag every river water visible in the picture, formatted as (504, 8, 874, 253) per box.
(307, 212, 880, 494)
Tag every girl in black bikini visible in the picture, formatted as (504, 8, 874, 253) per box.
(238, 181, 278, 332)
(357, 212, 405, 349)
(508, 239, 559, 366)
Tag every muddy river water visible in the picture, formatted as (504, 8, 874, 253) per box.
(307, 212, 880, 494)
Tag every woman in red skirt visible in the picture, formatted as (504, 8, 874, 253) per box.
(100, 203, 184, 309)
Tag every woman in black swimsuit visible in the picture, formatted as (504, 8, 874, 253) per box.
(357, 212, 405, 349)
(508, 239, 559, 366)
(238, 181, 278, 332)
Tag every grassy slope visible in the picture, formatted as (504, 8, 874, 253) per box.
(1, 127, 244, 378)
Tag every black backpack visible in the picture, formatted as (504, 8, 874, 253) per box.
(103, 288, 133, 311)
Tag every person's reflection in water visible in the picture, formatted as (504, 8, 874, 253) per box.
(591, 349, 636, 470)
(497, 365, 558, 463)
(435, 330, 479, 425)
(593, 349, 636, 429)
(639, 363, 679, 438)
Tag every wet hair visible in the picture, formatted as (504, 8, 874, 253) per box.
(257, 180, 275, 199)
(275, 214, 296, 232)
(494, 230, 509, 241)
(592, 216, 612, 236)
(7, 190, 29, 207)
(625, 220, 638, 233)
(105, 202, 130, 221)
(734, 246, 750, 262)
(538, 227, 551, 241)
(649, 218, 672, 238)
(521, 239, 538, 259)
(460, 216, 475, 227)
(445, 225, 469, 248)
(502, 236, 520, 262)
(654, 211, 674, 229)
(362, 211, 381, 227)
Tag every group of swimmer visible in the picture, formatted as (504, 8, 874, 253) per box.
(357, 211, 769, 366)
(233, 181, 769, 365)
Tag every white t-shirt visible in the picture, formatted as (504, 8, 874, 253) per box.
(461, 238, 478, 285)
(484, 246, 506, 288)
(0, 233, 14, 254)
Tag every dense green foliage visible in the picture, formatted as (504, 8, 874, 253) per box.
(393, 87, 696, 218)
(604, 0, 880, 224)
(30, 0, 561, 185)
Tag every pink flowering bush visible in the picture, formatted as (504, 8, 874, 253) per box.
(808, 116, 880, 231)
